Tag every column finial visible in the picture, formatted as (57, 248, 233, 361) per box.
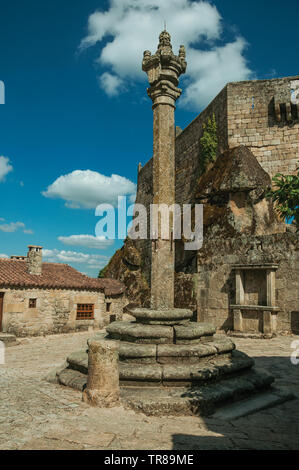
(142, 30, 187, 107)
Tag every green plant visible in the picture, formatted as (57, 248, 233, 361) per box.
(98, 267, 107, 278)
(199, 113, 218, 175)
(267, 169, 299, 228)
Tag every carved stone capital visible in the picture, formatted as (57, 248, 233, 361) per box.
(142, 30, 187, 106)
(147, 80, 182, 108)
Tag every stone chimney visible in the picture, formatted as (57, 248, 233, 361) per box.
(10, 255, 26, 260)
(27, 245, 43, 275)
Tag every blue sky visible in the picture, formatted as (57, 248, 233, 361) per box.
(0, 0, 298, 276)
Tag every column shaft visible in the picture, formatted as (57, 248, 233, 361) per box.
(151, 103, 175, 309)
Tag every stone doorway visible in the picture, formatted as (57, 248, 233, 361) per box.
(0, 293, 4, 332)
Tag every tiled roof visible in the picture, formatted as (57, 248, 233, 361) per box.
(0, 259, 125, 296)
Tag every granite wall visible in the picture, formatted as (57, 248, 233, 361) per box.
(1, 288, 125, 337)
(227, 76, 299, 177)
(197, 232, 299, 334)
(137, 76, 299, 210)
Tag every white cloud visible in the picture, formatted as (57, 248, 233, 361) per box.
(0, 156, 13, 182)
(80, 0, 253, 110)
(43, 248, 109, 270)
(42, 169, 136, 209)
(0, 220, 34, 234)
(58, 234, 114, 249)
(181, 37, 251, 108)
(99, 72, 125, 96)
(0, 254, 8, 258)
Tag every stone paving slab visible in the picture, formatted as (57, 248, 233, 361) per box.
(0, 331, 298, 450)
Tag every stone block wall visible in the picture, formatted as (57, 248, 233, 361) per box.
(197, 233, 299, 333)
(137, 76, 299, 213)
(1, 288, 125, 337)
(175, 85, 228, 204)
(104, 294, 126, 322)
(227, 76, 299, 177)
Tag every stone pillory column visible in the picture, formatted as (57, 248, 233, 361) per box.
(142, 30, 187, 309)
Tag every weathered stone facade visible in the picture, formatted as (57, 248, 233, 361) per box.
(137, 76, 299, 209)
(227, 77, 299, 177)
(1, 288, 125, 337)
(197, 233, 299, 334)
(0, 246, 126, 337)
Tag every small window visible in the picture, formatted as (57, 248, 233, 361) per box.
(29, 299, 37, 309)
(110, 314, 116, 324)
(106, 302, 111, 313)
(76, 304, 94, 320)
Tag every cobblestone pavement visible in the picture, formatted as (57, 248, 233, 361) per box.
(0, 332, 298, 450)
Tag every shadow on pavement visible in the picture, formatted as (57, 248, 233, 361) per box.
(171, 354, 299, 450)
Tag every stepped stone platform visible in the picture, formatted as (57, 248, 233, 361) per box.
(49, 308, 294, 417)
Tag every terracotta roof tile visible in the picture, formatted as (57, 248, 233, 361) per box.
(0, 259, 125, 296)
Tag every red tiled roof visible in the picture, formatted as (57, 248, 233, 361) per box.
(0, 259, 125, 296)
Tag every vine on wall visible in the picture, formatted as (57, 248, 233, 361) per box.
(199, 113, 218, 175)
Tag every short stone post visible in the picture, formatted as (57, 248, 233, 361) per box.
(82, 339, 120, 408)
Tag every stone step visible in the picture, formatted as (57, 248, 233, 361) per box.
(158, 336, 235, 362)
(212, 388, 295, 420)
(121, 369, 277, 417)
(119, 350, 255, 386)
(67, 349, 88, 374)
(119, 337, 235, 364)
(56, 349, 255, 390)
(107, 321, 216, 345)
(55, 359, 274, 413)
(174, 323, 216, 344)
(0, 333, 18, 347)
(129, 308, 193, 325)
(57, 368, 87, 392)
(107, 321, 174, 344)
(64, 338, 236, 376)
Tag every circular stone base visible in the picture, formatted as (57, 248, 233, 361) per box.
(129, 308, 193, 325)
(120, 368, 276, 417)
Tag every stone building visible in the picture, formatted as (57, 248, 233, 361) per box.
(0, 245, 126, 337)
(104, 75, 299, 337)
